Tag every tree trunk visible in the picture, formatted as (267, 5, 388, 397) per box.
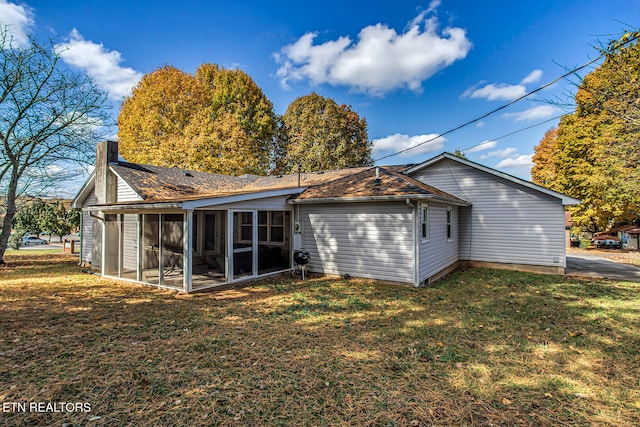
(0, 170, 19, 264)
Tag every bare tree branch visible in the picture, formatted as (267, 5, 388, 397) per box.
(0, 26, 109, 263)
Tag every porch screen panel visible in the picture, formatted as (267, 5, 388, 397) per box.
(196, 211, 227, 283)
(142, 214, 160, 285)
(120, 214, 138, 280)
(233, 211, 254, 278)
(161, 214, 184, 289)
(104, 214, 119, 276)
(258, 211, 291, 275)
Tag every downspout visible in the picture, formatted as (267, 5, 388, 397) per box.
(78, 214, 83, 266)
(405, 199, 419, 287)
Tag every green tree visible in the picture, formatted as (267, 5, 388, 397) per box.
(0, 27, 108, 263)
(118, 64, 277, 175)
(45, 200, 79, 242)
(532, 33, 640, 232)
(451, 148, 469, 159)
(13, 198, 48, 236)
(275, 93, 372, 173)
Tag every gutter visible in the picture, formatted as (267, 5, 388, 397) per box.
(85, 202, 183, 212)
(288, 194, 470, 207)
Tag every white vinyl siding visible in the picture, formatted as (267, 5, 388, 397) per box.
(81, 190, 97, 263)
(299, 203, 414, 284)
(412, 159, 566, 268)
(419, 203, 459, 282)
(116, 176, 142, 202)
(122, 214, 138, 272)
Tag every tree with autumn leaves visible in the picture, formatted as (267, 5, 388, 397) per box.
(119, 64, 277, 175)
(118, 66, 372, 176)
(532, 33, 640, 232)
(274, 93, 372, 173)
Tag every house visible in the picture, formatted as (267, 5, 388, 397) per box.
(72, 141, 580, 292)
(605, 225, 640, 250)
(591, 234, 622, 249)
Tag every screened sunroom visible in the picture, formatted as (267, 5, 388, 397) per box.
(97, 207, 293, 292)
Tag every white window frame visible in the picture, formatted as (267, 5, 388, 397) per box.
(420, 203, 430, 241)
(446, 206, 453, 242)
(257, 211, 286, 246)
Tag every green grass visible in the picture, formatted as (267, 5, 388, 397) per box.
(1, 252, 639, 426)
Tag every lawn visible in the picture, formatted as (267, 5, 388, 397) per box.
(1, 253, 639, 426)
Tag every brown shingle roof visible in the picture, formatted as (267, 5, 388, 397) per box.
(110, 162, 375, 203)
(111, 162, 252, 201)
(294, 167, 466, 202)
(108, 162, 463, 205)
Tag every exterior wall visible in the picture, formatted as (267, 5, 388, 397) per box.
(418, 203, 459, 283)
(299, 202, 415, 284)
(122, 214, 138, 272)
(116, 176, 142, 202)
(411, 159, 566, 268)
(81, 190, 97, 264)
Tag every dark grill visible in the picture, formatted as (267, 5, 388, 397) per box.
(293, 250, 311, 265)
(293, 250, 311, 280)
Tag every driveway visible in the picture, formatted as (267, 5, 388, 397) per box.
(566, 253, 640, 282)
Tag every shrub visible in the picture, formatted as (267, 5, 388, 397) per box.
(8, 232, 25, 250)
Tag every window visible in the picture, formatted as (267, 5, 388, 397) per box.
(446, 207, 452, 241)
(270, 212, 284, 243)
(240, 212, 253, 241)
(420, 204, 430, 240)
(257, 211, 286, 244)
(258, 211, 268, 242)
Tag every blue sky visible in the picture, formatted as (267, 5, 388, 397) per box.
(2, 0, 638, 194)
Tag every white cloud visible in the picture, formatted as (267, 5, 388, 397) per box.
(45, 164, 65, 175)
(372, 133, 446, 156)
(275, 7, 471, 95)
(495, 154, 533, 169)
(475, 121, 485, 128)
(480, 147, 518, 159)
(465, 140, 497, 153)
(462, 69, 544, 101)
(520, 69, 543, 85)
(0, 0, 34, 47)
(467, 83, 526, 101)
(55, 29, 143, 100)
(503, 105, 560, 122)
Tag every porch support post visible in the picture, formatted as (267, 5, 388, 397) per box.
(101, 212, 106, 277)
(183, 210, 193, 293)
(137, 214, 142, 282)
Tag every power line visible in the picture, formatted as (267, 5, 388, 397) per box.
(374, 33, 639, 162)
(460, 113, 570, 153)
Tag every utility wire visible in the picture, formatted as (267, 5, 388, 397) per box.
(460, 113, 570, 153)
(374, 33, 639, 162)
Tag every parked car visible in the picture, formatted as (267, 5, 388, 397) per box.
(22, 236, 47, 246)
(592, 234, 621, 249)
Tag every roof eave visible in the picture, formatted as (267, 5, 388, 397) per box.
(289, 194, 470, 206)
(83, 187, 306, 212)
(71, 171, 96, 208)
(182, 187, 306, 209)
(84, 202, 183, 212)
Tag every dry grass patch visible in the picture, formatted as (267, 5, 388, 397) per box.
(1, 253, 639, 426)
